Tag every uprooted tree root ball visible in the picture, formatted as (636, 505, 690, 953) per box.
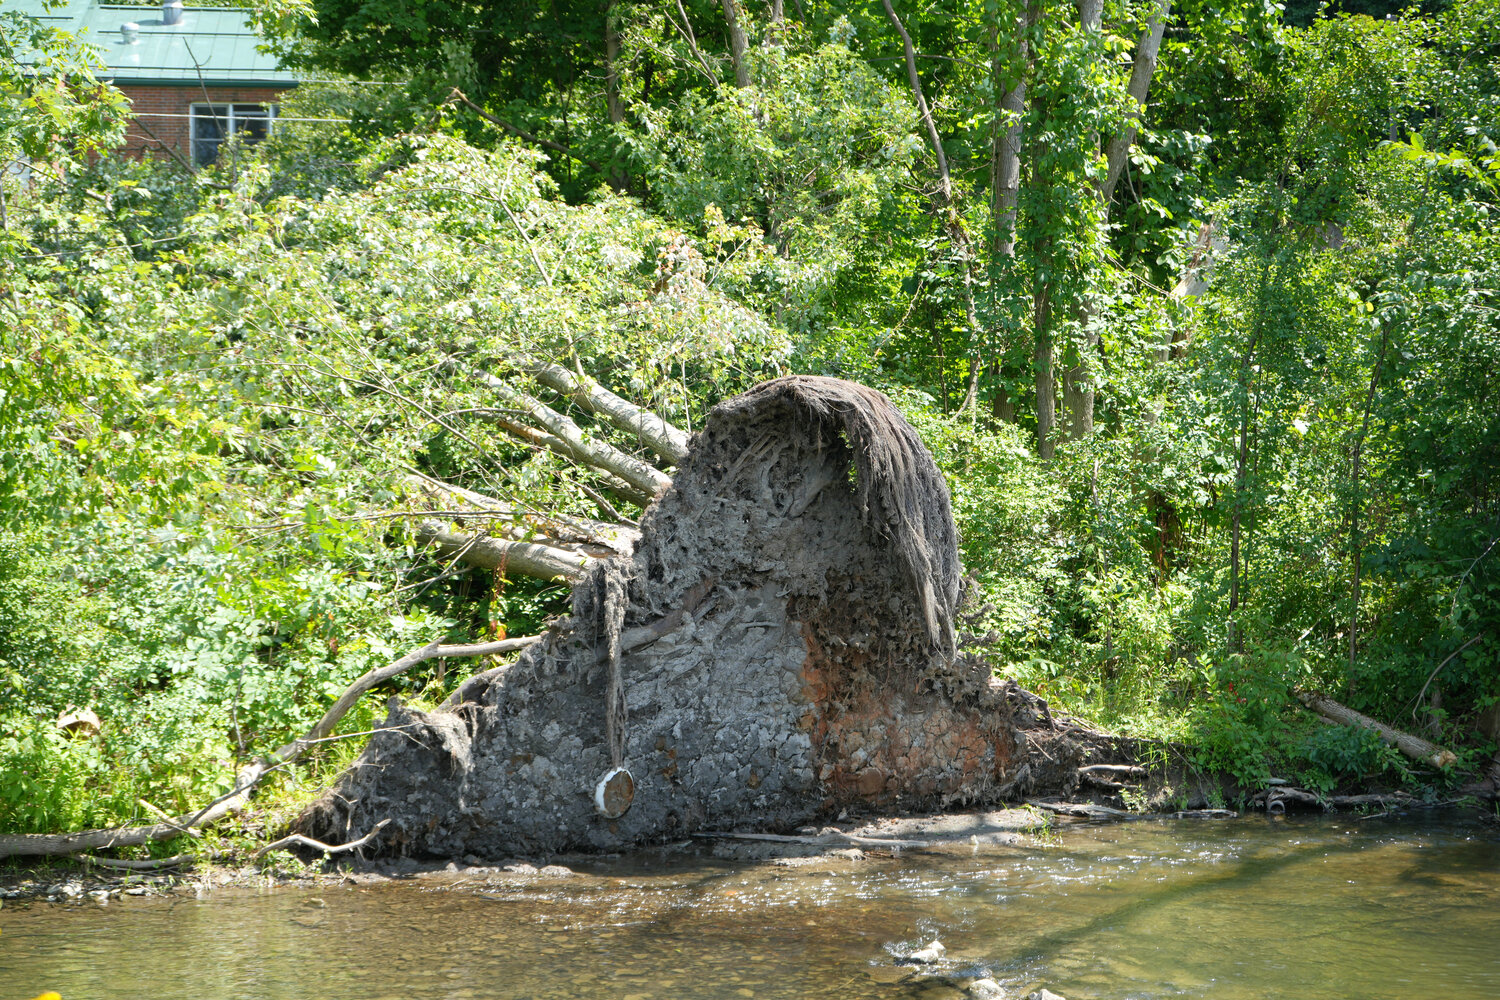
(293, 376, 1097, 858)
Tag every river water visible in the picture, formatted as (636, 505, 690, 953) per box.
(3, 814, 1497, 999)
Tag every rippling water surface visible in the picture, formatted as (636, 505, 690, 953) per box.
(4, 814, 1497, 999)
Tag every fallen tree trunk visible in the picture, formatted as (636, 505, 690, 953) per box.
(293, 377, 1088, 859)
(480, 372, 672, 497)
(1256, 786, 1421, 814)
(402, 471, 639, 555)
(1296, 690, 1459, 769)
(415, 521, 600, 582)
(404, 471, 639, 583)
(528, 363, 691, 466)
(0, 637, 537, 859)
(396, 366, 680, 580)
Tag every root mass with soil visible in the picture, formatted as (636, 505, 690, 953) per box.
(294, 376, 1091, 857)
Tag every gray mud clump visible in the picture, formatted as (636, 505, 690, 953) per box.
(294, 376, 1079, 858)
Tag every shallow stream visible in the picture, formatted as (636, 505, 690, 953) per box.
(4, 814, 1497, 999)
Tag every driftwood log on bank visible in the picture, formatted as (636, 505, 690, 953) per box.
(0, 638, 537, 860)
(293, 377, 1102, 859)
(1297, 690, 1459, 769)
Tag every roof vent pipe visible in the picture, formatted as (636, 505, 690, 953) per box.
(121, 22, 140, 44)
(162, 0, 183, 26)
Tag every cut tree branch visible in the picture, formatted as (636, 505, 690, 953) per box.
(416, 521, 601, 581)
(403, 471, 638, 554)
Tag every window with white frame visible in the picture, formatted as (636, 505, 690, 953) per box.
(190, 104, 277, 166)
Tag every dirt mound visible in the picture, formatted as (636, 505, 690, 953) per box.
(293, 376, 1079, 858)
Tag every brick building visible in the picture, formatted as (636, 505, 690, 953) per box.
(18, 0, 298, 165)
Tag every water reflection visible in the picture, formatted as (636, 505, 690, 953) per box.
(3, 816, 1497, 1000)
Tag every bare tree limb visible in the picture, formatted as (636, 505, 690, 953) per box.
(403, 471, 639, 554)
(882, 0, 951, 202)
(669, 0, 722, 84)
(529, 363, 691, 465)
(466, 414, 656, 506)
(480, 372, 673, 496)
(1411, 633, 1487, 717)
(416, 521, 600, 581)
(253, 818, 392, 859)
(285, 638, 541, 757)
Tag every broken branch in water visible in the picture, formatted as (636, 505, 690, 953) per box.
(1257, 787, 1419, 814)
(253, 818, 392, 860)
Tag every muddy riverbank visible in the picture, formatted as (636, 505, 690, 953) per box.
(5, 812, 1498, 1000)
(6, 796, 1492, 906)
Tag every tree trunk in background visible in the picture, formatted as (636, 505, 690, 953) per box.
(604, 4, 624, 124)
(1060, 0, 1170, 440)
(768, 0, 785, 42)
(1348, 326, 1389, 681)
(1101, 0, 1170, 205)
(1056, 0, 1104, 443)
(985, 1, 1036, 425)
(1227, 329, 1261, 653)
(722, 0, 751, 88)
(992, 377, 1016, 423)
(1034, 286, 1056, 460)
(989, 7, 1031, 262)
(1061, 333, 1097, 439)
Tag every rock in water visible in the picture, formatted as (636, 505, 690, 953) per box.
(292, 377, 1080, 858)
(1027, 990, 1068, 1000)
(897, 939, 947, 965)
(968, 980, 1005, 999)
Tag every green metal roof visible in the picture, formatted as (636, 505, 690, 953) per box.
(10, 0, 297, 87)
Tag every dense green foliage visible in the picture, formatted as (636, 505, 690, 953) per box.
(2, 0, 1497, 838)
